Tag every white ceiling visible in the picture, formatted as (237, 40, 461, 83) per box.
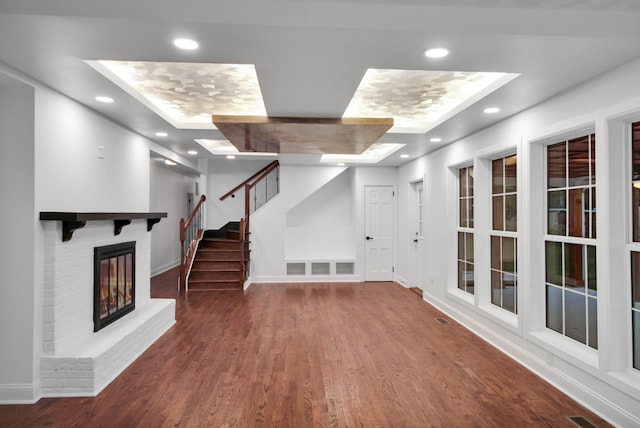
(1, 0, 639, 166)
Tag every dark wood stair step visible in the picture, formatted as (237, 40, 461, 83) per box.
(187, 280, 243, 291)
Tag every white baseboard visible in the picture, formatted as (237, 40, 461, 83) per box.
(0, 382, 41, 404)
(151, 260, 180, 277)
(422, 291, 639, 428)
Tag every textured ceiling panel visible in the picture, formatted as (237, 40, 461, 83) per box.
(87, 61, 267, 129)
(344, 69, 517, 133)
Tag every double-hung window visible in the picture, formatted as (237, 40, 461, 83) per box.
(491, 155, 518, 313)
(458, 166, 474, 294)
(545, 134, 598, 349)
(630, 121, 640, 369)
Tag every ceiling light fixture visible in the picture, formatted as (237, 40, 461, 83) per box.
(424, 48, 449, 58)
(430, 137, 442, 143)
(187, 150, 198, 155)
(155, 132, 168, 137)
(95, 96, 114, 103)
(173, 38, 199, 50)
(226, 155, 236, 160)
(484, 107, 500, 114)
(164, 159, 177, 166)
(337, 163, 346, 166)
(400, 154, 410, 158)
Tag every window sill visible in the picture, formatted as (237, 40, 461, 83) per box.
(605, 369, 640, 398)
(528, 330, 599, 371)
(477, 303, 520, 335)
(446, 288, 475, 308)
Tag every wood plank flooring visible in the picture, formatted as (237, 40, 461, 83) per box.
(0, 267, 610, 427)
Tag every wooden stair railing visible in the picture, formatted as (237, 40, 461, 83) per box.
(220, 160, 280, 282)
(179, 194, 206, 291)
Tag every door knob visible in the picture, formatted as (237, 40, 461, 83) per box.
(366, 236, 373, 240)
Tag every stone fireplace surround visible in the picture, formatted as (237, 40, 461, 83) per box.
(41, 218, 175, 397)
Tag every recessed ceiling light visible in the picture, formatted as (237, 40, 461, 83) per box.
(187, 150, 198, 155)
(484, 107, 500, 114)
(164, 159, 177, 166)
(226, 155, 236, 160)
(400, 154, 410, 158)
(95, 96, 114, 103)
(430, 137, 442, 143)
(424, 48, 449, 58)
(155, 132, 168, 137)
(337, 163, 346, 166)
(173, 38, 199, 50)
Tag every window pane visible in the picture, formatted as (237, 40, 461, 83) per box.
(465, 232, 474, 263)
(588, 297, 598, 350)
(468, 166, 474, 197)
(503, 274, 516, 313)
(468, 197, 474, 228)
(458, 261, 466, 291)
(492, 158, 504, 194)
(458, 232, 465, 261)
(505, 194, 517, 232)
(632, 252, 640, 310)
(492, 196, 504, 231)
(491, 270, 502, 306)
(548, 190, 566, 235)
(633, 310, 640, 369)
(589, 134, 596, 185)
(505, 155, 517, 193)
(465, 262, 475, 294)
(548, 141, 566, 189)
(491, 235, 500, 270)
(502, 237, 516, 273)
(568, 135, 591, 187)
(634, 187, 640, 242)
(547, 285, 563, 334)
(459, 168, 467, 198)
(546, 241, 563, 286)
(590, 187, 596, 239)
(565, 289, 586, 345)
(568, 188, 587, 238)
(587, 245, 597, 296)
(564, 243, 586, 292)
(633, 123, 640, 241)
(460, 198, 468, 228)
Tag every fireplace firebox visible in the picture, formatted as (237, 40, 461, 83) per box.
(94, 241, 136, 332)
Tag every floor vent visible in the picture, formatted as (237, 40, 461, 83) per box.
(436, 317, 449, 324)
(567, 416, 596, 428)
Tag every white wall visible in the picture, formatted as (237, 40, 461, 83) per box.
(0, 79, 37, 402)
(206, 158, 274, 229)
(285, 168, 355, 260)
(396, 58, 640, 426)
(149, 161, 197, 275)
(250, 165, 397, 282)
(0, 61, 181, 403)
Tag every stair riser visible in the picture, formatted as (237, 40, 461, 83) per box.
(191, 260, 242, 270)
(199, 241, 243, 250)
(195, 250, 249, 261)
(190, 271, 241, 282)
(188, 282, 243, 290)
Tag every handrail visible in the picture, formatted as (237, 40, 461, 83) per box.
(179, 194, 206, 291)
(220, 160, 280, 201)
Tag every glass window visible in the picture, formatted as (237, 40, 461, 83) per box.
(631, 252, 640, 370)
(547, 134, 596, 239)
(632, 122, 640, 242)
(545, 134, 597, 348)
(491, 154, 518, 313)
(458, 165, 474, 295)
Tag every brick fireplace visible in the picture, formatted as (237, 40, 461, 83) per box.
(39, 213, 175, 397)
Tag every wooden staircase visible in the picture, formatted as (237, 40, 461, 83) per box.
(187, 222, 249, 291)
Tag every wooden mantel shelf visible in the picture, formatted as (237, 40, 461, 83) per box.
(40, 212, 168, 242)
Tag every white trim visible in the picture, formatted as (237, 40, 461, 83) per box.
(423, 290, 639, 428)
(0, 383, 41, 404)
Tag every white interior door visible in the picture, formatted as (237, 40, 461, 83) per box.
(365, 186, 394, 281)
(414, 181, 426, 288)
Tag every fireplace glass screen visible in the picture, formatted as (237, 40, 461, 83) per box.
(94, 241, 135, 331)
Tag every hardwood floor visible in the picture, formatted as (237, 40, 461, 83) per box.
(0, 267, 609, 427)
